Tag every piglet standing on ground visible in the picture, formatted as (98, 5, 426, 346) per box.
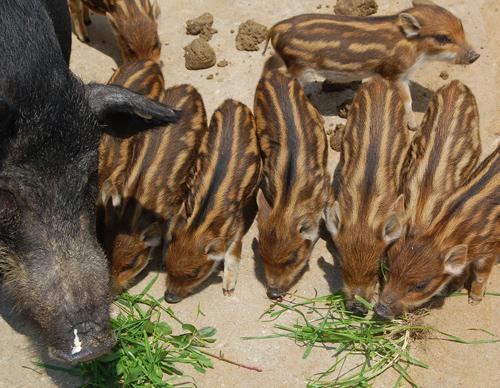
(255, 70, 330, 300)
(164, 100, 261, 302)
(266, 0, 480, 129)
(375, 82, 495, 320)
(0, 0, 180, 363)
(324, 77, 410, 316)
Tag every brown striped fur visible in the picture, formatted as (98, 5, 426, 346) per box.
(377, 145, 499, 318)
(68, 0, 161, 63)
(255, 70, 330, 299)
(400, 80, 481, 230)
(98, 82, 207, 293)
(324, 77, 410, 315)
(267, 0, 479, 130)
(164, 100, 261, 302)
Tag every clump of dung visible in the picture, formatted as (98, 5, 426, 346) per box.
(186, 13, 217, 41)
(334, 0, 378, 16)
(236, 20, 268, 51)
(184, 38, 216, 70)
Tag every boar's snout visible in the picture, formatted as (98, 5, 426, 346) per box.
(266, 287, 285, 300)
(49, 322, 116, 364)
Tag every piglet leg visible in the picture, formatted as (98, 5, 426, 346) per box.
(223, 239, 242, 296)
(469, 255, 497, 305)
(68, 0, 89, 42)
(399, 79, 418, 131)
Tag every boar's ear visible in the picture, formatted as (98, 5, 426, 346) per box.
(412, 0, 435, 6)
(398, 13, 421, 38)
(205, 238, 226, 261)
(0, 97, 15, 135)
(257, 191, 272, 222)
(443, 244, 468, 276)
(298, 215, 318, 242)
(86, 84, 181, 135)
(324, 201, 341, 238)
(140, 222, 162, 248)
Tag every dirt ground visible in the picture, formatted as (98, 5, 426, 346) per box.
(0, 0, 499, 387)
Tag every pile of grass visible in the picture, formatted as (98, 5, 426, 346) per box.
(246, 292, 499, 387)
(37, 276, 216, 387)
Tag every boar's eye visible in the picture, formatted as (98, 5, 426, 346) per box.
(434, 34, 453, 44)
(408, 279, 430, 293)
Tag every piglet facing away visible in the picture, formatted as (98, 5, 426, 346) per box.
(164, 100, 261, 303)
(0, 0, 180, 363)
(324, 77, 410, 316)
(254, 70, 330, 300)
(374, 83, 494, 320)
(266, 0, 479, 129)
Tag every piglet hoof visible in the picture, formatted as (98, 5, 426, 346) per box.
(223, 288, 235, 296)
(468, 295, 483, 306)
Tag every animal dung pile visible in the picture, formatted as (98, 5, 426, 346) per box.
(186, 12, 218, 40)
(184, 37, 217, 70)
(235, 20, 268, 51)
(334, 0, 378, 16)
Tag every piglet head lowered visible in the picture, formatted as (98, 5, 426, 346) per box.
(375, 234, 467, 320)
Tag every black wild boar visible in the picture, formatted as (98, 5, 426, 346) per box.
(0, 0, 179, 363)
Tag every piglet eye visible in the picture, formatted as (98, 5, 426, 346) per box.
(190, 268, 201, 278)
(409, 280, 430, 293)
(434, 34, 452, 44)
(285, 252, 299, 266)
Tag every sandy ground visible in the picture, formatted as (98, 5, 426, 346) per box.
(0, 0, 499, 387)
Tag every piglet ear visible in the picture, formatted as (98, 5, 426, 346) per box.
(443, 244, 468, 276)
(297, 215, 318, 242)
(152, 0, 161, 19)
(86, 84, 181, 136)
(165, 204, 188, 242)
(140, 222, 162, 248)
(257, 191, 272, 222)
(398, 13, 421, 38)
(204, 237, 226, 261)
(324, 201, 341, 238)
(382, 195, 405, 244)
(382, 214, 402, 244)
(100, 179, 122, 208)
